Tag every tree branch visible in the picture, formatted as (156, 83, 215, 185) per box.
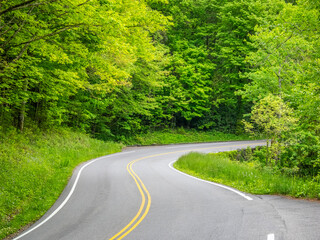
(51, 0, 92, 20)
(253, 32, 294, 69)
(1, 6, 35, 48)
(13, 35, 36, 63)
(0, 15, 16, 31)
(77, 0, 91, 7)
(14, 24, 86, 47)
(0, 0, 37, 16)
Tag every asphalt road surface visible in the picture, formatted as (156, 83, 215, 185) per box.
(13, 141, 320, 240)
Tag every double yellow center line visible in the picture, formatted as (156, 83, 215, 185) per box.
(108, 142, 265, 240)
(108, 156, 153, 240)
(108, 151, 177, 240)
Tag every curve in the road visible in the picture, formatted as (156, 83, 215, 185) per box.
(14, 141, 266, 240)
(13, 151, 137, 240)
(108, 142, 263, 239)
(109, 157, 152, 240)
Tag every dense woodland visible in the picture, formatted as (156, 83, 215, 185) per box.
(1, 0, 320, 177)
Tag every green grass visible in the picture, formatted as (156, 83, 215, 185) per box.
(0, 128, 122, 239)
(0, 127, 251, 239)
(174, 152, 320, 200)
(125, 128, 254, 145)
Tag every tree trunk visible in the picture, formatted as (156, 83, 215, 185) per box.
(277, 63, 283, 165)
(266, 139, 269, 165)
(19, 79, 28, 132)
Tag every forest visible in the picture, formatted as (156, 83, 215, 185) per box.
(1, 0, 320, 177)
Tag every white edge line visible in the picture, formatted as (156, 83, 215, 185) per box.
(14, 151, 135, 240)
(168, 161, 253, 201)
(267, 233, 275, 240)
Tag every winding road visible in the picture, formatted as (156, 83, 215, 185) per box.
(13, 141, 320, 240)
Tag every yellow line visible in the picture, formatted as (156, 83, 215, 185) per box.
(108, 160, 146, 240)
(108, 154, 168, 240)
(108, 141, 265, 240)
(117, 162, 152, 240)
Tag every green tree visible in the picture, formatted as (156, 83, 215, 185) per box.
(0, 0, 169, 132)
(212, 0, 285, 129)
(150, 0, 217, 129)
(243, 94, 297, 165)
(239, 0, 320, 175)
(150, 0, 285, 131)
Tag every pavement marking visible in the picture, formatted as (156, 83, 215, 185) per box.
(14, 142, 263, 239)
(110, 142, 264, 239)
(268, 233, 275, 240)
(13, 151, 136, 240)
(169, 161, 253, 201)
(116, 160, 152, 240)
(109, 158, 151, 240)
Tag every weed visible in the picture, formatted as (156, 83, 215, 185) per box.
(0, 128, 122, 239)
(174, 152, 320, 199)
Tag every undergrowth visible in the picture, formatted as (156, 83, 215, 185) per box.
(124, 128, 254, 145)
(0, 128, 122, 239)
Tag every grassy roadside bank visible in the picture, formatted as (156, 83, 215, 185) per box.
(0, 128, 251, 239)
(174, 152, 320, 200)
(0, 128, 122, 239)
(124, 128, 253, 145)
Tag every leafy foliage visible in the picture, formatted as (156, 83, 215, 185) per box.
(243, 94, 297, 138)
(0, 0, 169, 133)
(239, 0, 320, 177)
(1, 0, 320, 179)
(3, 0, 320, 238)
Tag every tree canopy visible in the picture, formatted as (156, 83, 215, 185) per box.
(1, 0, 320, 176)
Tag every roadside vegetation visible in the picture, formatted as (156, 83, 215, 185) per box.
(1, 0, 319, 169)
(1, 0, 320, 238)
(0, 128, 122, 239)
(0, 127, 251, 239)
(175, 150, 320, 200)
(125, 128, 253, 146)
